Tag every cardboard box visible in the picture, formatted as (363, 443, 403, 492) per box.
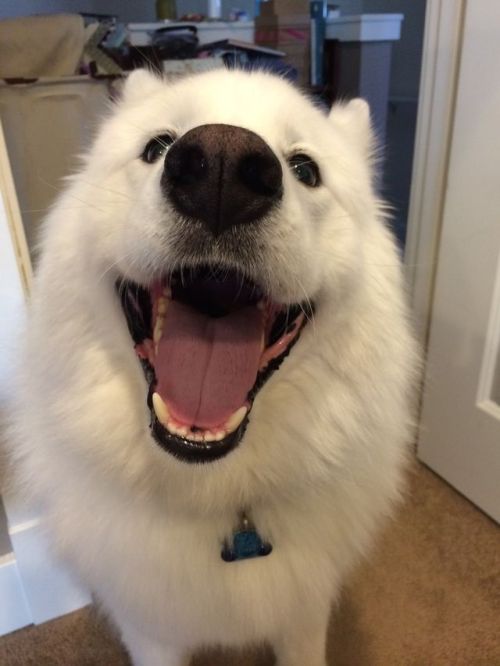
(255, 14, 309, 46)
(0, 77, 109, 262)
(255, 9, 310, 84)
(259, 0, 309, 16)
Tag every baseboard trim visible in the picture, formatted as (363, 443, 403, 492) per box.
(8, 518, 91, 629)
(0, 552, 32, 635)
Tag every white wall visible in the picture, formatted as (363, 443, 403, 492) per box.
(0, 0, 257, 21)
(0, 195, 25, 410)
(0, 144, 28, 624)
(177, 0, 258, 19)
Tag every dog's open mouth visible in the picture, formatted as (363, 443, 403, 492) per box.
(118, 266, 311, 463)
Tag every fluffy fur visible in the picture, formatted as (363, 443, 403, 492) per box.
(9, 69, 417, 666)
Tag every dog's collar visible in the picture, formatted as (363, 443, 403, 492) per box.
(221, 511, 273, 562)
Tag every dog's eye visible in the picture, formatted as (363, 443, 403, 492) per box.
(288, 154, 321, 188)
(141, 134, 175, 164)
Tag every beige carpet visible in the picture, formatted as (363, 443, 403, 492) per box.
(1, 462, 499, 666)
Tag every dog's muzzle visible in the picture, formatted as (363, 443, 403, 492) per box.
(118, 124, 313, 464)
(161, 124, 283, 237)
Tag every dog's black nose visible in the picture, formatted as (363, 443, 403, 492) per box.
(162, 124, 283, 237)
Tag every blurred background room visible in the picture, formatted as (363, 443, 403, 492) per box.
(1, 2, 499, 664)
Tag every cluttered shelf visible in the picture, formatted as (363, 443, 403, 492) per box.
(0, 3, 314, 83)
(0, 1, 402, 105)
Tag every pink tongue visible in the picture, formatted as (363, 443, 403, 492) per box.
(155, 301, 263, 429)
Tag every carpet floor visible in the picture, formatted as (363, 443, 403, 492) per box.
(1, 461, 499, 666)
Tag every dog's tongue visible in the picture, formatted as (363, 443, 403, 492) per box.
(155, 301, 262, 429)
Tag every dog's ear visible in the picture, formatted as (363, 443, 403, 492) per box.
(328, 98, 374, 157)
(120, 68, 164, 105)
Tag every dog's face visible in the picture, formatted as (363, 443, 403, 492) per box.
(77, 69, 376, 466)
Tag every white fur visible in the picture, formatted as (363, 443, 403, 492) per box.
(9, 69, 417, 666)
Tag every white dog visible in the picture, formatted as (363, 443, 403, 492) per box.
(10, 69, 417, 665)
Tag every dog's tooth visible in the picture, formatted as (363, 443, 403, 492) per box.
(153, 318, 163, 344)
(225, 406, 248, 434)
(157, 297, 167, 315)
(166, 422, 186, 437)
(203, 432, 216, 442)
(191, 432, 203, 442)
(214, 431, 226, 441)
(152, 392, 170, 427)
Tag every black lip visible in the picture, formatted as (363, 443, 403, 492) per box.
(150, 412, 249, 463)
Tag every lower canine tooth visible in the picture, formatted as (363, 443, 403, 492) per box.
(225, 406, 248, 434)
(152, 392, 170, 427)
(153, 319, 163, 344)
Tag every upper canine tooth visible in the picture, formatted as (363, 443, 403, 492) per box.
(153, 320, 163, 344)
(225, 406, 248, 434)
(152, 392, 170, 427)
(157, 297, 167, 315)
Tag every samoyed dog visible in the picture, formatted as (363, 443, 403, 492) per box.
(10, 69, 416, 665)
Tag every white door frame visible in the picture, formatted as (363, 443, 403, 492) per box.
(404, 0, 465, 345)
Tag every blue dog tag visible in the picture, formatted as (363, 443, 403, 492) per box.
(221, 514, 273, 562)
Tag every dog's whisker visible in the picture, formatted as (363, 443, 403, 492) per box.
(293, 276, 317, 333)
(76, 178, 135, 202)
(20, 205, 127, 214)
(36, 175, 113, 215)
(96, 250, 138, 284)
